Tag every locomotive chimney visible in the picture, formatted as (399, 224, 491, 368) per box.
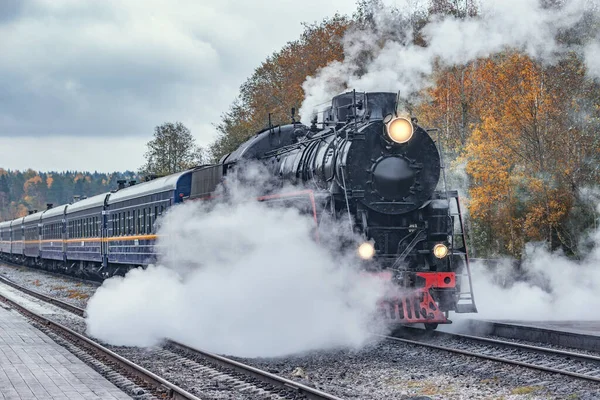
(129, 180, 136, 186)
(117, 180, 126, 190)
(46, 203, 53, 210)
(28, 210, 34, 215)
(73, 195, 81, 203)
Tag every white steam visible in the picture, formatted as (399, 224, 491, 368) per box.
(300, 0, 600, 124)
(459, 189, 600, 323)
(85, 166, 387, 357)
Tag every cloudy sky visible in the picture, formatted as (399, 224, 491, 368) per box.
(0, 0, 360, 172)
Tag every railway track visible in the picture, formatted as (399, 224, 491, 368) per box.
(0, 274, 344, 400)
(0, 259, 102, 287)
(385, 328, 600, 384)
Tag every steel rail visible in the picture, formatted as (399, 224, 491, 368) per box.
(0, 292, 201, 400)
(0, 259, 102, 287)
(382, 330, 600, 383)
(0, 274, 344, 400)
(0, 274, 86, 316)
(167, 340, 344, 400)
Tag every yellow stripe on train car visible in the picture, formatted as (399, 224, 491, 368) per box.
(6, 235, 159, 245)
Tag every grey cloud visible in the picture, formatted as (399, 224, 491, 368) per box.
(0, 0, 27, 23)
(0, 0, 357, 152)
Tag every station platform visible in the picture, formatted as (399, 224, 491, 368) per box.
(453, 318, 600, 352)
(0, 304, 131, 399)
(487, 319, 600, 336)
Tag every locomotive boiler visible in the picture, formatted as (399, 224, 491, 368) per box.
(190, 90, 478, 329)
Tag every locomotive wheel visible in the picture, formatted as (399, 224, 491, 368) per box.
(424, 323, 438, 331)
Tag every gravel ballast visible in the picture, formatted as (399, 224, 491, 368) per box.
(2, 263, 600, 399)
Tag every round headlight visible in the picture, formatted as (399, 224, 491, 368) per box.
(358, 242, 376, 260)
(386, 117, 414, 144)
(433, 243, 449, 259)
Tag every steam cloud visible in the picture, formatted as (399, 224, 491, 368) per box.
(451, 188, 600, 324)
(85, 165, 387, 357)
(299, 0, 600, 124)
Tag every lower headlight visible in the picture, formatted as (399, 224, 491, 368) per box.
(433, 243, 449, 259)
(358, 242, 376, 260)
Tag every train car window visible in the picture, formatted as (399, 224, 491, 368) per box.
(132, 210, 136, 235)
(127, 211, 131, 235)
(148, 208, 153, 234)
(137, 210, 142, 235)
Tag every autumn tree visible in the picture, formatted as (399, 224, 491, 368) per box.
(140, 122, 204, 177)
(463, 52, 600, 257)
(209, 15, 350, 161)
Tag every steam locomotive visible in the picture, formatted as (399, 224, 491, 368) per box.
(191, 90, 478, 328)
(0, 90, 477, 329)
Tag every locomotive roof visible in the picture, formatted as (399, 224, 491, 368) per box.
(107, 170, 192, 204)
(0, 220, 11, 229)
(42, 204, 68, 219)
(66, 192, 110, 214)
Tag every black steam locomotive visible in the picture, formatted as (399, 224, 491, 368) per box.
(0, 90, 476, 329)
(190, 91, 478, 329)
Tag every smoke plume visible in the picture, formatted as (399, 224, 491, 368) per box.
(85, 165, 388, 357)
(299, 0, 600, 124)
(452, 188, 600, 324)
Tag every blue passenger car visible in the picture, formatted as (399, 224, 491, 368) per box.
(65, 193, 108, 266)
(10, 218, 24, 258)
(41, 205, 68, 262)
(23, 211, 43, 261)
(105, 171, 192, 267)
(0, 221, 11, 254)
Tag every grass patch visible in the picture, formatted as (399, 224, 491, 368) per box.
(51, 285, 66, 291)
(480, 377, 499, 384)
(66, 289, 89, 300)
(388, 379, 450, 396)
(511, 386, 542, 395)
(31, 279, 41, 286)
